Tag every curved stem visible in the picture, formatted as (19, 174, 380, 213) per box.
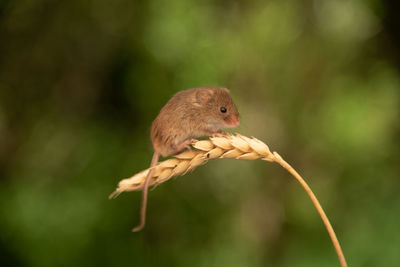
(272, 152, 347, 267)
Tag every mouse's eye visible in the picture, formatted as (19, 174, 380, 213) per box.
(220, 107, 227, 113)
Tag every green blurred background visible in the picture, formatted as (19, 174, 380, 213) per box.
(1, 0, 399, 266)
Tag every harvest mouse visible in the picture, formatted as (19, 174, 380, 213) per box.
(133, 87, 240, 232)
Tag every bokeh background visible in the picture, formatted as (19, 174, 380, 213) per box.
(1, 0, 399, 266)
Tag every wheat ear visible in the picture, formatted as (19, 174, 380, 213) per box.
(110, 134, 347, 267)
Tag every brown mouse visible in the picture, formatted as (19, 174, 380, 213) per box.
(132, 87, 240, 232)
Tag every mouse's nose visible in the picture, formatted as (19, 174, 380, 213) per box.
(229, 115, 240, 127)
(235, 113, 240, 124)
(233, 117, 240, 127)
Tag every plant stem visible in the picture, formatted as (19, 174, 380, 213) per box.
(272, 152, 348, 267)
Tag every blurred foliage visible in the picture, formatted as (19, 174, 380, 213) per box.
(0, 0, 399, 266)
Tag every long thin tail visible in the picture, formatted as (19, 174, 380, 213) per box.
(132, 152, 159, 232)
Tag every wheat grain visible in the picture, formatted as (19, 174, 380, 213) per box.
(109, 134, 273, 197)
(109, 133, 347, 267)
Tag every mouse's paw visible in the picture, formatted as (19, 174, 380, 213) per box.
(176, 139, 197, 152)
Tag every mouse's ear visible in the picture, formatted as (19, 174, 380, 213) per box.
(193, 89, 214, 106)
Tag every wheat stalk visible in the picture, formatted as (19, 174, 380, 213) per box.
(110, 134, 347, 267)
